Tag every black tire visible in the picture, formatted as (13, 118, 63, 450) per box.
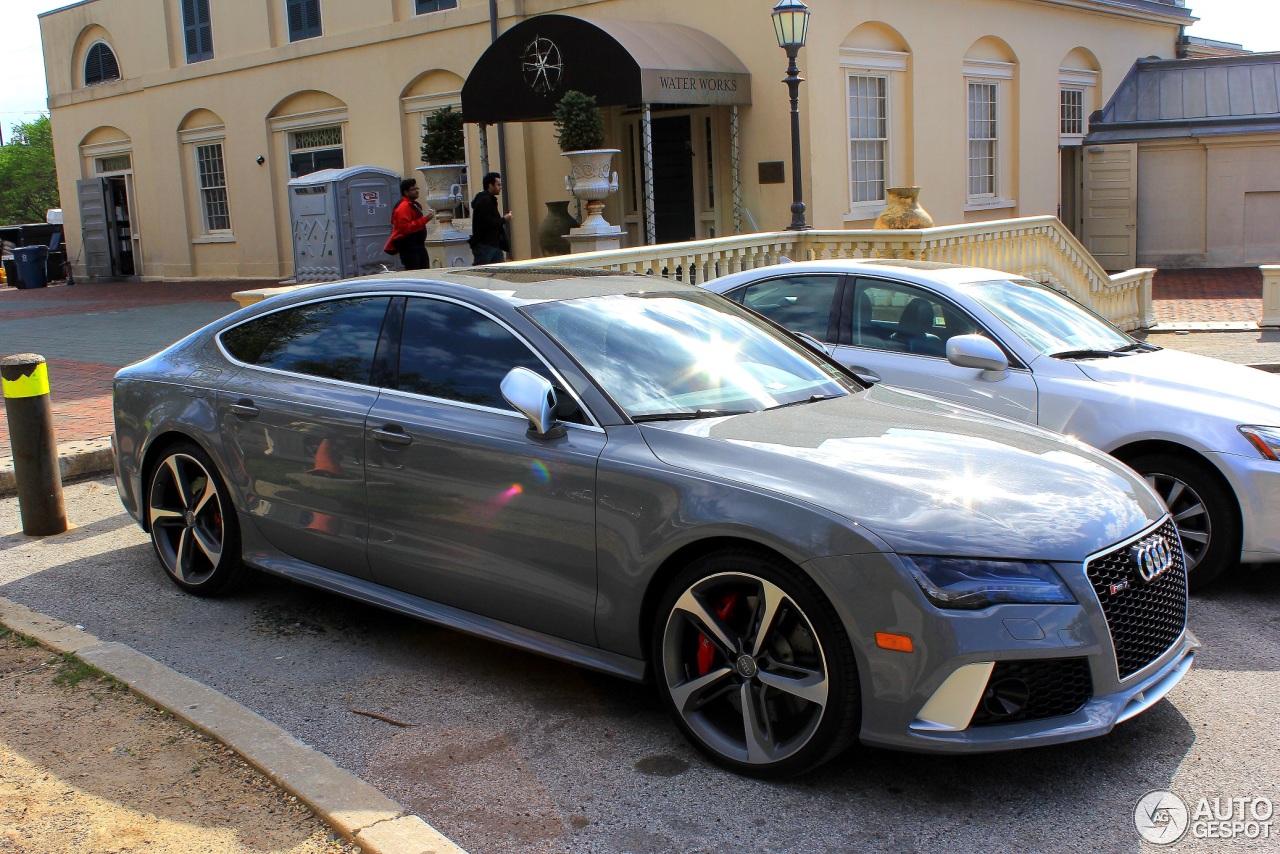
(650, 548, 861, 778)
(145, 441, 248, 596)
(1126, 452, 1241, 591)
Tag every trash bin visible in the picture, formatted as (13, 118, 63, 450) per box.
(2, 259, 18, 288)
(12, 246, 49, 289)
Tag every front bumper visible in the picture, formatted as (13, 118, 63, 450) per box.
(803, 534, 1199, 755)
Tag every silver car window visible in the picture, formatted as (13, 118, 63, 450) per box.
(524, 290, 855, 419)
(966, 279, 1132, 356)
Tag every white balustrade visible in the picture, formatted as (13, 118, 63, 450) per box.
(505, 216, 1155, 330)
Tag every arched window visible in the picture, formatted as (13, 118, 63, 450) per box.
(84, 43, 120, 86)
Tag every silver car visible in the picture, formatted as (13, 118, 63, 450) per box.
(704, 260, 1280, 589)
(113, 269, 1196, 777)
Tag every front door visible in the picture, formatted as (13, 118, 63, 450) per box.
(652, 116, 697, 244)
(364, 296, 604, 645)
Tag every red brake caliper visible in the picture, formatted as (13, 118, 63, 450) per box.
(695, 592, 739, 675)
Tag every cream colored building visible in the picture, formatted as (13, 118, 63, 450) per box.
(39, 0, 1192, 280)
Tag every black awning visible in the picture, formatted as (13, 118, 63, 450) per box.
(462, 15, 752, 124)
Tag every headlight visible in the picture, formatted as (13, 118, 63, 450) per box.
(901, 556, 1076, 610)
(1239, 425, 1280, 461)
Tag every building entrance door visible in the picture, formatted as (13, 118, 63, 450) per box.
(76, 175, 139, 278)
(652, 115, 697, 244)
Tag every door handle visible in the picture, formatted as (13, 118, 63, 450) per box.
(372, 426, 413, 446)
(229, 400, 260, 417)
(849, 366, 881, 385)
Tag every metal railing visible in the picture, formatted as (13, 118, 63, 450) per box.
(505, 216, 1156, 330)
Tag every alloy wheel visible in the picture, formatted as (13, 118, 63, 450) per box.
(660, 571, 829, 766)
(1143, 472, 1210, 572)
(149, 453, 225, 585)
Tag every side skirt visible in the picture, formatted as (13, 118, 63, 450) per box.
(243, 547, 648, 684)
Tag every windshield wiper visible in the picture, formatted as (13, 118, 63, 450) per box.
(1114, 342, 1160, 353)
(765, 393, 844, 411)
(631, 409, 755, 423)
(1050, 348, 1132, 360)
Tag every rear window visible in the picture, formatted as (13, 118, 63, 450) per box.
(220, 297, 392, 385)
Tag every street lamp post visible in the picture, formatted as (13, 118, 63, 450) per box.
(772, 0, 812, 231)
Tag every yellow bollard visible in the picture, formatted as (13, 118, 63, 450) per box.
(1, 354, 68, 535)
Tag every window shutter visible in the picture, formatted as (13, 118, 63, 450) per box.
(85, 43, 120, 85)
(304, 0, 321, 36)
(196, 0, 213, 59)
(287, 0, 321, 41)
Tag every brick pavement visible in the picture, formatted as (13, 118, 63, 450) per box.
(1, 280, 247, 453)
(1, 269, 1275, 456)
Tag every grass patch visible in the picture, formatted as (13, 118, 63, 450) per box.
(52, 653, 106, 688)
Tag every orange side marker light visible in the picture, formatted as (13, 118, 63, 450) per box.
(875, 632, 914, 653)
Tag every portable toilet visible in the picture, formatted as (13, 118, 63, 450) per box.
(287, 166, 400, 283)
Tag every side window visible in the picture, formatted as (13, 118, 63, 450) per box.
(851, 279, 977, 357)
(220, 297, 391, 384)
(730, 275, 841, 341)
(396, 298, 562, 414)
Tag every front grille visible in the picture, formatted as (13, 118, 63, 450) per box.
(1085, 519, 1188, 679)
(969, 658, 1093, 727)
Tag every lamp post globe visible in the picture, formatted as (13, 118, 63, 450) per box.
(772, 0, 812, 231)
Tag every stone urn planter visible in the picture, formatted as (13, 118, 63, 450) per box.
(416, 163, 465, 232)
(538, 200, 577, 257)
(874, 186, 934, 230)
(563, 149, 620, 231)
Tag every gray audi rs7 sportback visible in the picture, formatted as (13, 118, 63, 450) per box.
(112, 267, 1197, 777)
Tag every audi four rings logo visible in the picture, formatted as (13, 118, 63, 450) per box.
(1131, 535, 1175, 582)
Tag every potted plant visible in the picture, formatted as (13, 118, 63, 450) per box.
(553, 90, 619, 232)
(416, 105, 466, 230)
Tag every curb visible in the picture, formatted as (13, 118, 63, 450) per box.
(0, 597, 466, 854)
(0, 437, 114, 496)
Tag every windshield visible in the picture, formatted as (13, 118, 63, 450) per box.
(524, 290, 856, 420)
(966, 279, 1134, 357)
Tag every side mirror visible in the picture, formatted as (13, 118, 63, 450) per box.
(946, 334, 1009, 378)
(500, 367, 565, 439)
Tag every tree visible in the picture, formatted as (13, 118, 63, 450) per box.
(0, 116, 60, 226)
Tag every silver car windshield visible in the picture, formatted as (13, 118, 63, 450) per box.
(967, 279, 1134, 357)
(524, 290, 855, 419)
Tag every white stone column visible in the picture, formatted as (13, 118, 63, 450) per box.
(1262, 266, 1280, 327)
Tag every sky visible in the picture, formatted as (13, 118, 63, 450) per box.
(2, 0, 1279, 140)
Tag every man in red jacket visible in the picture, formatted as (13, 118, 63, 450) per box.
(384, 178, 433, 270)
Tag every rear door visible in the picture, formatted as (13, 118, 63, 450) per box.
(832, 277, 1040, 423)
(216, 295, 394, 578)
(724, 273, 845, 351)
(364, 295, 605, 645)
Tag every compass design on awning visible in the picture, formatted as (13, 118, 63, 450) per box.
(522, 37, 563, 94)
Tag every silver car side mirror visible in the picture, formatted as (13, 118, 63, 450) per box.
(501, 367, 565, 439)
(946, 334, 1009, 379)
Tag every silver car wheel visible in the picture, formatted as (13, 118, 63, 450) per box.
(1143, 472, 1210, 572)
(660, 571, 829, 766)
(148, 453, 225, 586)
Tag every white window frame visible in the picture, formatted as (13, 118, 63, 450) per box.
(963, 58, 1015, 211)
(403, 90, 472, 219)
(195, 142, 232, 235)
(180, 124, 235, 242)
(839, 48, 907, 221)
(1058, 68, 1098, 146)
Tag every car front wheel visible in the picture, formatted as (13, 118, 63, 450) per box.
(147, 442, 247, 596)
(1127, 452, 1241, 591)
(652, 550, 861, 778)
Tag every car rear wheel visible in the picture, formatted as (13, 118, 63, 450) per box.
(147, 443, 247, 596)
(1127, 452, 1240, 591)
(652, 550, 860, 778)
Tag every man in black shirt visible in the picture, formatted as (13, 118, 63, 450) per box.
(469, 172, 512, 265)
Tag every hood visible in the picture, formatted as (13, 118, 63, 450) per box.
(640, 386, 1163, 560)
(1073, 348, 1280, 423)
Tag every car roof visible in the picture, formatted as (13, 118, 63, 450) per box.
(706, 259, 1024, 290)
(332, 266, 699, 304)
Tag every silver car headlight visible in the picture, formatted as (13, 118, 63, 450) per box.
(1239, 425, 1280, 461)
(901, 556, 1076, 610)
